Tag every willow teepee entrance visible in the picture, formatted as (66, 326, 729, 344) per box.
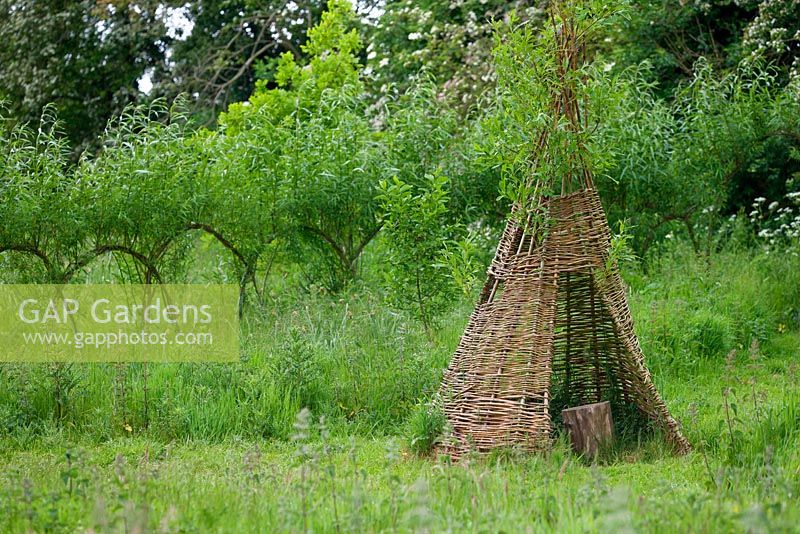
(438, 6, 690, 458)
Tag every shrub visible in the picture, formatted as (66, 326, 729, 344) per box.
(406, 402, 446, 456)
(377, 174, 468, 335)
(270, 330, 325, 411)
(687, 310, 735, 359)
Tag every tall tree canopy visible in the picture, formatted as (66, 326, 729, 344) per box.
(0, 0, 172, 154)
(365, 0, 545, 111)
(606, 0, 800, 94)
(153, 0, 325, 124)
(0, 0, 324, 151)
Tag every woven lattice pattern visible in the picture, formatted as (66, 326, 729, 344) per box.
(440, 188, 690, 457)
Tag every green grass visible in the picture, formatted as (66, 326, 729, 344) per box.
(1, 244, 799, 532)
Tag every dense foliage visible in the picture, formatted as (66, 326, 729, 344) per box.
(596, 63, 800, 253)
(0, 1, 474, 300)
(365, 0, 544, 110)
(1, 1, 800, 531)
(161, 0, 326, 122)
(0, 0, 326, 150)
(1, 0, 798, 311)
(0, 0, 173, 155)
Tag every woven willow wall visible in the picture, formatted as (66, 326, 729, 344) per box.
(439, 187, 690, 458)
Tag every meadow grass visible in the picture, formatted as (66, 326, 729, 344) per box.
(0, 244, 798, 532)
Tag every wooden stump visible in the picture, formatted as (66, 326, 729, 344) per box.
(561, 401, 614, 458)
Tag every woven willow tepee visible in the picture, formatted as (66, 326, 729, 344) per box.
(439, 8, 690, 458)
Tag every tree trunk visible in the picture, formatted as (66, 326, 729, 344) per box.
(561, 401, 614, 458)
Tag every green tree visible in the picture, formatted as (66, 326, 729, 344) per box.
(366, 0, 545, 112)
(77, 99, 208, 284)
(0, 107, 85, 282)
(378, 174, 476, 336)
(199, 124, 284, 305)
(0, 0, 173, 155)
(597, 61, 800, 254)
(219, 0, 382, 290)
(154, 0, 325, 124)
(604, 0, 758, 95)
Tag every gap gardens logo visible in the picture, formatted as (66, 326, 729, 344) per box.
(0, 285, 239, 362)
